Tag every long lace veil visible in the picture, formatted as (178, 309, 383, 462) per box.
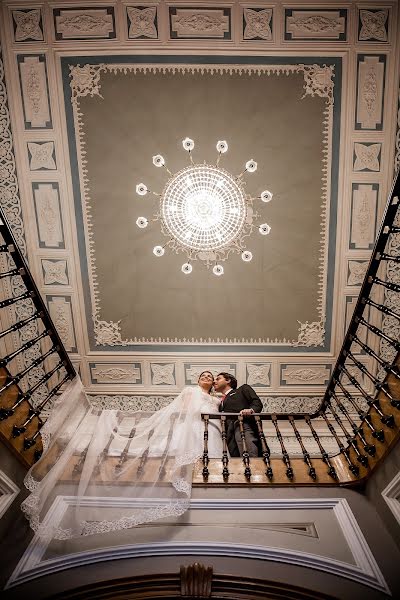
(21, 377, 211, 539)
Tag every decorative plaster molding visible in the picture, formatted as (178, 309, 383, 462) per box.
(33, 183, 64, 248)
(359, 10, 388, 42)
(382, 470, 400, 526)
(246, 364, 270, 387)
(395, 85, 400, 174)
(90, 363, 142, 384)
(12, 9, 43, 42)
(293, 321, 325, 347)
(281, 366, 330, 386)
(353, 143, 381, 172)
(47, 296, 76, 352)
(350, 184, 378, 249)
(89, 395, 175, 411)
(0, 47, 26, 255)
(286, 10, 346, 40)
(169, 8, 230, 39)
(151, 363, 175, 385)
(0, 45, 47, 408)
(69, 62, 333, 347)
(93, 317, 125, 346)
(302, 64, 334, 101)
(356, 55, 385, 130)
(347, 260, 368, 286)
(7, 498, 389, 594)
(42, 259, 68, 285)
(18, 55, 51, 129)
(127, 6, 157, 39)
(243, 8, 272, 41)
(87, 394, 326, 414)
(28, 142, 56, 171)
(54, 8, 115, 40)
(185, 364, 235, 384)
(380, 209, 400, 366)
(0, 469, 20, 519)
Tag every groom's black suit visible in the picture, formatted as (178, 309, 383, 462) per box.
(219, 384, 263, 457)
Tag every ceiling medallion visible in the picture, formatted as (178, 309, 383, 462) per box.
(136, 138, 272, 276)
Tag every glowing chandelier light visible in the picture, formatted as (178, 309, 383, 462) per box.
(135, 138, 272, 276)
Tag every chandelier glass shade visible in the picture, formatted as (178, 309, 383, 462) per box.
(161, 164, 247, 252)
(136, 139, 272, 275)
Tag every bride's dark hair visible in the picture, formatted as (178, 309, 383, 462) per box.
(198, 370, 214, 393)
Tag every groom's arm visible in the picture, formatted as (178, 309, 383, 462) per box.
(241, 384, 263, 413)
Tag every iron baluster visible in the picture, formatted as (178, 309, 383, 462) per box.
(321, 412, 359, 476)
(335, 376, 377, 454)
(340, 366, 395, 428)
(93, 423, 120, 476)
(288, 416, 316, 480)
(0, 311, 40, 341)
(0, 329, 50, 368)
(202, 414, 209, 480)
(329, 395, 369, 467)
(304, 416, 337, 479)
(0, 360, 67, 420)
(0, 346, 58, 396)
(115, 424, 136, 475)
(0, 267, 23, 280)
(271, 414, 293, 480)
(357, 315, 400, 352)
(369, 275, 400, 293)
(137, 429, 155, 476)
(352, 334, 399, 379)
(346, 351, 398, 409)
(220, 415, 229, 480)
(238, 414, 252, 480)
(364, 297, 400, 321)
(73, 445, 89, 476)
(12, 360, 65, 436)
(23, 374, 72, 449)
(377, 252, 400, 262)
(0, 290, 32, 309)
(159, 414, 177, 478)
(254, 415, 273, 480)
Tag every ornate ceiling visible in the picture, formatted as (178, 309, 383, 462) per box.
(0, 0, 399, 408)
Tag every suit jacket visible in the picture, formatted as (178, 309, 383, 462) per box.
(219, 384, 263, 457)
(219, 384, 263, 414)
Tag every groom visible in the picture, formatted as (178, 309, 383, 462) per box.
(214, 372, 263, 457)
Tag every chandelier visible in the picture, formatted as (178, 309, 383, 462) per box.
(135, 139, 272, 276)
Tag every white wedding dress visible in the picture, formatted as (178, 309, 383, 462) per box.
(22, 378, 222, 539)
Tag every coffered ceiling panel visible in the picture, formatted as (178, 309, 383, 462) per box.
(0, 0, 399, 402)
(66, 60, 337, 350)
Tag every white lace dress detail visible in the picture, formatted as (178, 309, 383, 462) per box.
(21, 380, 220, 539)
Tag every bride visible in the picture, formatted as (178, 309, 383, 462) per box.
(22, 371, 222, 539)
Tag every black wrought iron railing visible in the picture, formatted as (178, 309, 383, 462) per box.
(320, 169, 400, 417)
(0, 205, 75, 466)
